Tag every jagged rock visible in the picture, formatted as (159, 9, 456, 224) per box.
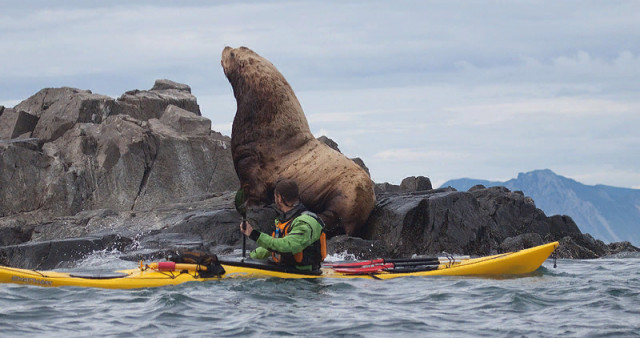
(0, 183, 637, 269)
(556, 235, 603, 259)
(318, 135, 340, 152)
(0, 142, 67, 220)
(0, 137, 43, 151)
(374, 182, 403, 194)
(375, 176, 433, 194)
(351, 157, 370, 177)
(0, 192, 273, 268)
(0, 235, 132, 270)
(327, 235, 390, 260)
(151, 79, 192, 92)
(607, 241, 639, 255)
(160, 105, 211, 136)
(469, 184, 486, 192)
(500, 233, 544, 252)
(14, 88, 117, 143)
(0, 224, 33, 247)
(364, 185, 592, 258)
(117, 79, 200, 121)
(400, 176, 432, 191)
(469, 186, 581, 240)
(0, 81, 238, 240)
(0, 109, 39, 140)
(365, 188, 491, 257)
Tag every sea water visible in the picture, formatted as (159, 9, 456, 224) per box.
(1, 250, 639, 337)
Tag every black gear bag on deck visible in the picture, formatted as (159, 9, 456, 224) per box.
(168, 251, 226, 278)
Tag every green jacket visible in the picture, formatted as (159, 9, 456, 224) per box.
(250, 213, 323, 271)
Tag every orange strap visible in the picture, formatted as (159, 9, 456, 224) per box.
(271, 220, 303, 263)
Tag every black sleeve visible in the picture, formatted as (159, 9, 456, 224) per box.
(249, 229, 261, 241)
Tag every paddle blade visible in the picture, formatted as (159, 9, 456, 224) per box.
(234, 187, 247, 218)
(333, 263, 394, 275)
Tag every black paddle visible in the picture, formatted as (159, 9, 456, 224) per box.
(234, 186, 248, 260)
(324, 256, 468, 268)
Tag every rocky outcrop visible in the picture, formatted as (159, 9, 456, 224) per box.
(2, 182, 636, 270)
(0, 192, 263, 269)
(374, 176, 432, 194)
(0, 108, 39, 140)
(364, 185, 629, 258)
(116, 79, 201, 121)
(443, 169, 640, 246)
(1, 80, 238, 241)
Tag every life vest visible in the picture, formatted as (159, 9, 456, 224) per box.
(271, 211, 327, 269)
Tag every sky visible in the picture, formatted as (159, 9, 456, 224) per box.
(1, 1, 639, 189)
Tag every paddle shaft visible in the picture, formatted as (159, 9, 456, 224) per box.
(241, 218, 247, 258)
(325, 256, 469, 269)
(333, 262, 442, 274)
(329, 256, 471, 274)
(235, 187, 249, 259)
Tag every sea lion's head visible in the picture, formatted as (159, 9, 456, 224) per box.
(221, 46, 307, 131)
(221, 46, 287, 102)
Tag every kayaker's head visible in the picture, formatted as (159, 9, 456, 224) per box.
(274, 179, 299, 213)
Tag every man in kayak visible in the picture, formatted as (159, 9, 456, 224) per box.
(240, 179, 326, 272)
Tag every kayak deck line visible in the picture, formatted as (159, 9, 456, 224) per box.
(0, 241, 560, 289)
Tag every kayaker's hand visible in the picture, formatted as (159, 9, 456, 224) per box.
(240, 221, 253, 236)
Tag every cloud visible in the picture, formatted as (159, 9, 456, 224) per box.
(1, 1, 639, 188)
(374, 148, 468, 162)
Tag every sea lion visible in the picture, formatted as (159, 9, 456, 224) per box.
(221, 46, 375, 235)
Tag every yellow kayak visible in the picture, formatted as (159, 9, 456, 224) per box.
(0, 242, 559, 289)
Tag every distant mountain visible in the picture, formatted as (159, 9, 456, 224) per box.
(442, 169, 640, 246)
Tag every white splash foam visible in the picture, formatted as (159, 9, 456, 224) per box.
(73, 248, 134, 270)
(324, 251, 358, 263)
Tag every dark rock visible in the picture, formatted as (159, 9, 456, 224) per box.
(376, 176, 433, 195)
(365, 189, 491, 257)
(160, 105, 210, 136)
(0, 142, 66, 220)
(151, 79, 192, 93)
(14, 88, 116, 142)
(317, 136, 340, 152)
(468, 184, 486, 192)
(374, 182, 402, 194)
(327, 235, 390, 260)
(0, 224, 34, 246)
(364, 185, 609, 259)
(607, 241, 639, 255)
(0, 109, 39, 140)
(0, 192, 276, 267)
(0, 235, 132, 269)
(351, 157, 370, 176)
(400, 176, 432, 191)
(117, 80, 200, 121)
(0, 83, 238, 229)
(500, 233, 544, 252)
(552, 233, 640, 258)
(555, 235, 603, 259)
(469, 186, 581, 240)
(0, 182, 636, 268)
(0, 137, 44, 151)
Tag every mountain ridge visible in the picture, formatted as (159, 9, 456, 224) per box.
(442, 169, 640, 245)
